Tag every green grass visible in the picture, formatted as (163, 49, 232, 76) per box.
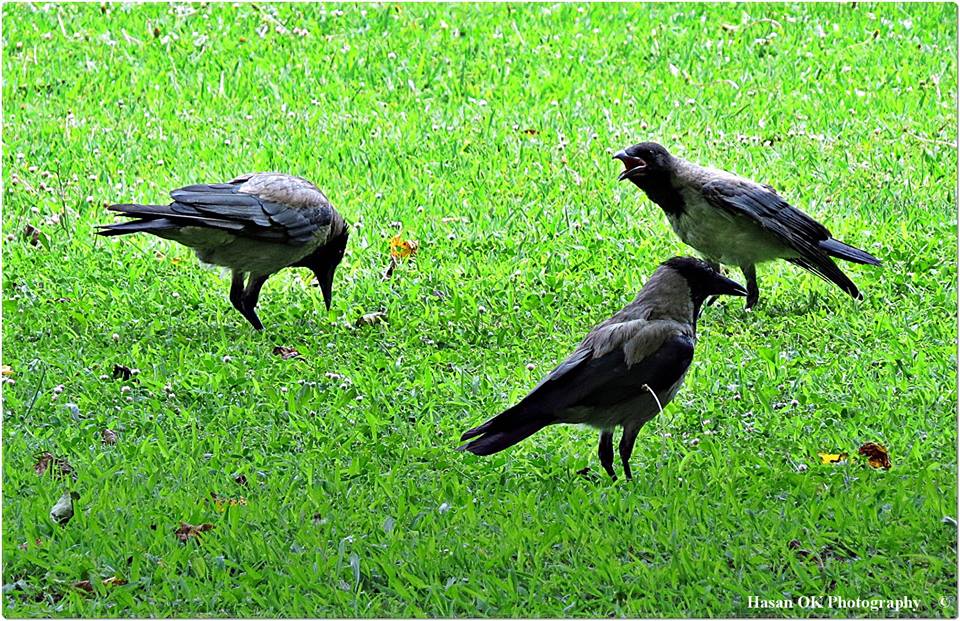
(2, 2, 957, 617)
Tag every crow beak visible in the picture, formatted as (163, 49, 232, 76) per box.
(613, 150, 647, 181)
(315, 267, 336, 310)
(712, 273, 748, 297)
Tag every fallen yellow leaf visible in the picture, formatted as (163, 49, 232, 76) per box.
(389, 235, 418, 259)
(210, 492, 247, 511)
(818, 452, 848, 465)
(1, 365, 12, 376)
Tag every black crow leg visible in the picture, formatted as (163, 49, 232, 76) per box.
(229, 271, 247, 315)
(240, 274, 269, 331)
(598, 431, 617, 480)
(619, 423, 642, 481)
(742, 264, 759, 309)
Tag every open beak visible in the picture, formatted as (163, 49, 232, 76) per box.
(613, 150, 647, 181)
(711, 273, 748, 297)
(315, 267, 336, 310)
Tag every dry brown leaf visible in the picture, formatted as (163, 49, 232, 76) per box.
(521, 128, 539, 136)
(389, 234, 418, 259)
(272, 346, 302, 360)
(34, 452, 74, 479)
(112, 364, 133, 380)
(101, 429, 117, 445)
(23, 224, 41, 246)
(72, 580, 94, 593)
(174, 522, 214, 543)
(858, 442, 891, 470)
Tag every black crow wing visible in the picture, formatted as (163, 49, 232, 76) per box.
(461, 331, 694, 442)
(701, 179, 861, 296)
(166, 174, 332, 245)
(106, 174, 332, 245)
(701, 179, 830, 249)
(518, 332, 695, 413)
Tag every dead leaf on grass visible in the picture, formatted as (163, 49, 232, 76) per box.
(858, 442, 891, 470)
(23, 224, 41, 246)
(272, 346, 303, 360)
(389, 234, 418, 259)
(174, 522, 214, 543)
(817, 452, 848, 465)
(112, 364, 137, 380)
(35, 452, 75, 480)
(210, 492, 247, 511)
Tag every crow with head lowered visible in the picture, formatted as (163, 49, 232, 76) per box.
(98, 173, 348, 330)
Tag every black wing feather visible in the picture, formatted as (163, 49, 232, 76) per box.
(703, 180, 870, 297)
(461, 334, 694, 443)
(703, 181, 830, 245)
(101, 178, 325, 245)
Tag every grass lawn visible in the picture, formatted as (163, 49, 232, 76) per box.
(2, 2, 957, 617)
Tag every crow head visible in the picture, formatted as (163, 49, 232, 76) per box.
(662, 256, 747, 307)
(614, 142, 674, 182)
(296, 228, 349, 310)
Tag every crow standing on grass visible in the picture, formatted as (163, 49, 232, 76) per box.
(98, 173, 348, 330)
(614, 142, 881, 309)
(459, 257, 747, 480)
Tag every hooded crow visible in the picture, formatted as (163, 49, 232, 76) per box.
(458, 257, 747, 480)
(614, 142, 881, 309)
(97, 172, 348, 330)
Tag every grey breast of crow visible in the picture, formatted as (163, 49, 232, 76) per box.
(97, 172, 349, 330)
(615, 142, 880, 309)
(459, 257, 748, 480)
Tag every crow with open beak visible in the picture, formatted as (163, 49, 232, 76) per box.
(459, 257, 747, 480)
(614, 142, 881, 309)
(97, 172, 348, 330)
